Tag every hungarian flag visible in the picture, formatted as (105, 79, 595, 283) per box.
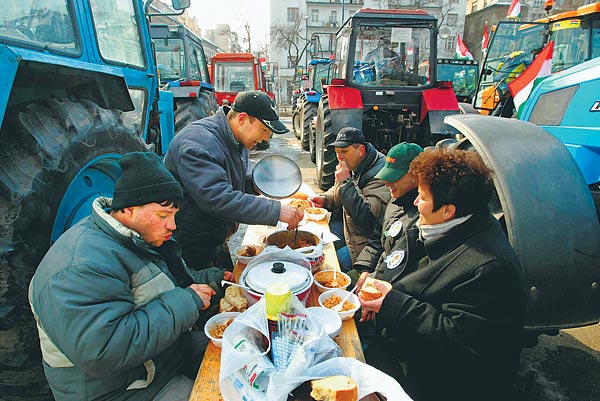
(507, 0, 521, 19)
(481, 22, 490, 53)
(508, 40, 554, 117)
(456, 34, 473, 60)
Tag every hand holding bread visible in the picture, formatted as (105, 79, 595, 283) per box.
(357, 277, 392, 321)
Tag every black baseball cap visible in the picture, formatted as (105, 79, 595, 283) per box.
(232, 91, 289, 134)
(329, 127, 365, 148)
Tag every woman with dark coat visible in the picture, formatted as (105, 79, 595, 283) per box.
(358, 148, 525, 401)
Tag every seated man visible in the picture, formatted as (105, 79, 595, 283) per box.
(310, 127, 390, 273)
(358, 148, 525, 401)
(29, 152, 231, 401)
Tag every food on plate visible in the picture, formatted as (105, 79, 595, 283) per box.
(290, 199, 311, 211)
(290, 192, 309, 200)
(315, 271, 349, 289)
(275, 239, 315, 250)
(359, 277, 383, 301)
(238, 244, 260, 257)
(305, 207, 326, 215)
(224, 286, 248, 312)
(310, 375, 358, 401)
(209, 318, 234, 339)
(322, 295, 356, 312)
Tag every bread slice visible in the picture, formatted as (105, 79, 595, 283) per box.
(219, 298, 235, 313)
(225, 286, 248, 311)
(359, 277, 383, 301)
(310, 375, 358, 401)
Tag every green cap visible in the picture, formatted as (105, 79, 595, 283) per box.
(375, 142, 423, 182)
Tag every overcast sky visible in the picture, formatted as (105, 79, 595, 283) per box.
(188, 1, 271, 49)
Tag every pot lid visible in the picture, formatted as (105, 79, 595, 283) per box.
(244, 261, 311, 294)
(252, 155, 302, 199)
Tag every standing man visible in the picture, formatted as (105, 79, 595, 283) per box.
(358, 149, 525, 401)
(29, 152, 229, 401)
(351, 142, 423, 281)
(164, 90, 303, 270)
(310, 127, 390, 271)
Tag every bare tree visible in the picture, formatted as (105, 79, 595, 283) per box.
(271, 16, 309, 81)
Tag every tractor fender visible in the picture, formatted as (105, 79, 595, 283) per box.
(445, 114, 600, 330)
(326, 84, 363, 110)
(0, 45, 19, 125)
(305, 92, 321, 103)
(420, 86, 459, 122)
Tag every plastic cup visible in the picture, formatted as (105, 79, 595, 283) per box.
(265, 283, 291, 319)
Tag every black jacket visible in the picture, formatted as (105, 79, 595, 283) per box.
(377, 209, 525, 401)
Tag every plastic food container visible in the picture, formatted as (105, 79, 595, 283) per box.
(306, 306, 342, 338)
(234, 244, 264, 265)
(318, 290, 360, 321)
(313, 270, 351, 293)
(204, 312, 241, 348)
(304, 207, 328, 221)
(238, 260, 313, 306)
(266, 230, 324, 272)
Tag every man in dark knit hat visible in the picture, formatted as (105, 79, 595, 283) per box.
(29, 152, 230, 401)
(165, 90, 304, 270)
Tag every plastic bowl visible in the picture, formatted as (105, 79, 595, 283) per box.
(306, 306, 342, 338)
(234, 244, 264, 265)
(304, 207, 328, 221)
(318, 289, 360, 321)
(313, 270, 351, 293)
(204, 312, 241, 348)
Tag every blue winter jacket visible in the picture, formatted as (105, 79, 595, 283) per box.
(164, 107, 280, 268)
(28, 197, 224, 400)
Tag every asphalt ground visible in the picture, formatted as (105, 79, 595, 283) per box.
(229, 117, 600, 401)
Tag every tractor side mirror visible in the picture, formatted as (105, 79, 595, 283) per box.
(171, 0, 191, 10)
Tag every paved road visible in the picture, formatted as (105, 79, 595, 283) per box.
(233, 117, 600, 401)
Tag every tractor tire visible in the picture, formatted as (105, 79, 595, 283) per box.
(309, 122, 317, 164)
(300, 98, 316, 151)
(315, 95, 337, 190)
(292, 109, 301, 139)
(174, 96, 211, 134)
(0, 98, 147, 399)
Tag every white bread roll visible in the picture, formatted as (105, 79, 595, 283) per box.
(359, 277, 383, 301)
(225, 286, 248, 311)
(310, 375, 358, 401)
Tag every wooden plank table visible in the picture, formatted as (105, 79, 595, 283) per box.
(190, 222, 365, 401)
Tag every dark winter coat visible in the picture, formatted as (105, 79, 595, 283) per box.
(376, 208, 525, 401)
(164, 107, 280, 269)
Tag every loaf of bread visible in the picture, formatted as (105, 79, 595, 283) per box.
(359, 277, 383, 301)
(310, 375, 358, 401)
(225, 286, 248, 311)
(290, 192, 309, 200)
(219, 298, 235, 313)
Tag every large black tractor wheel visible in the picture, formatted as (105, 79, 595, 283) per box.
(315, 95, 337, 190)
(291, 98, 301, 139)
(300, 97, 316, 151)
(309, 122, 317, 164)
(174, 94, 213, 134)
(0, 98, 147, 399)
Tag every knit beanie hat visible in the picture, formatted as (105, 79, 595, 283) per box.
(112, 152, 183, 210)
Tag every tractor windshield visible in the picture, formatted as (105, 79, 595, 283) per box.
(213, 62, 255, 92)
(351, 24, 430, 87)
(0, 0, 78, 55)
(311, 62, 330, 93)
(437, 60, 479, 102)
(155, 38, 186, 81)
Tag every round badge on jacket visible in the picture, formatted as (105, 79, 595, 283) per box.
(388, 221, 403, 237)
(386, 250, 405, 269)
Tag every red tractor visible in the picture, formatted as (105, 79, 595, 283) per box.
(210, 52, 266, 106)
(314, 9, 459, 189)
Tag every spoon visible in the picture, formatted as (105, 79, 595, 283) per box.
(332, 285, 358, 312)
(221, 280, 252, 292)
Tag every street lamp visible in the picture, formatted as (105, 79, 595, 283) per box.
(304, 15, 309, 69)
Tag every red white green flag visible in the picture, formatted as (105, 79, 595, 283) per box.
(481, 21, 490, 53)
(455, 34, 473, 60)
(507, 0, 522, 19)
(508, 40, 554, 117)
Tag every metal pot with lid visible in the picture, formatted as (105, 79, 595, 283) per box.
(239, 260, 314, 306)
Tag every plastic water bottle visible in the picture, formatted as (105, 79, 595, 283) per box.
(232, 335, 273, 392)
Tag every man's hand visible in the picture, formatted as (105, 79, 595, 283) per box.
(358, 279, 392, 322)
(223, 271, 234, 282)
(310, 195, 326, 208)
(188, 284, 216, 310)
(335, 161, 351, 183)
(356, 271, 370, 290)
(279, 204, 304, 230)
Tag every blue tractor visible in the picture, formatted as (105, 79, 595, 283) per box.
(441, 56, 600, 341)
(297, 59, 332, 162)
(0, 0, 197, 397)
(150, 22, 217, 134)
